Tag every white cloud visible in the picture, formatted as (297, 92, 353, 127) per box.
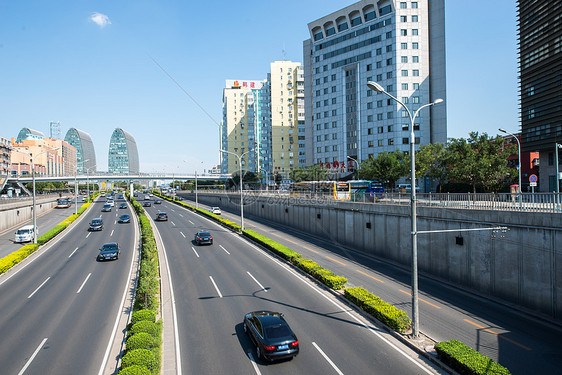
(90, 12, 111, 28)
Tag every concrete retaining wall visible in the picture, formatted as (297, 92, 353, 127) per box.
(187, 192, 562, 319)
(0, 197, 58, 232)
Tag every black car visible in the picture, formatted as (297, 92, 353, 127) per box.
(97, 242, 120, 261)
(194, 231, 213, 245)
(118, 214, 130, 223)
(88, 218, 103, 231)
(119, 203, 127, 209)
(243, 311, 299, 361)
(154, 199, 162, 204)
(143, 201, 152, 207)
(156, 212, 168, 221)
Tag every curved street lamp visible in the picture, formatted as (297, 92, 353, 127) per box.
(220, 149, 251, 230)
(367, 81, 443, 337)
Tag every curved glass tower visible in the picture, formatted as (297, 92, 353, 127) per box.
(16, 128, 45, 143)
(108, 128, 139, 174)
(64, 128, 97, 174)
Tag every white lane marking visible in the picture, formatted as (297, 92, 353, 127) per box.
(247, 353, 261, 375)
(192, 247, 200, 258)
(98, 208, 141, 375)
(18, 338, 48, 375)
(179, 214, 184, 218)
(114, 220, 117, 225)
(28, 277, 50, 299)
(209, 276, 223, 298)
(188, 220, 194, 225)
(77, 273, 92, 294)
(235, 236, 435, 375)
(86, 232, 91, 238)
(170, 221, 175, 226)
(247, 272, 267, 293)
(68, 247, 79, 258)
(219, 245, 230, 255)
(110, 229, 114, 237)
(312, 342, 344, 375)
(180, 231, 186, 238)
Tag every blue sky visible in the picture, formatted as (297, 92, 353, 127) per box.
(0, 0, 518, 174)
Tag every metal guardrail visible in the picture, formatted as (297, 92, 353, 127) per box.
(181, 190, 562, 213)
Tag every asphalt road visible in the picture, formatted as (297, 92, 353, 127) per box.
(143, 195, 445, 375)
(183, 196, 562, 375)
(0, 196, 137, 375)
(0, 196, 89, 259)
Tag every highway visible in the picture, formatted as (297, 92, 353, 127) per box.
(0, 195, 138, 375)
(0, 196, 88, 259)
(182, 196, 562, 375)
(143, 195, 445, 374)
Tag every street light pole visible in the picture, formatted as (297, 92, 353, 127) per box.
(220, 149, 251, 230)
(86, 165, 97, 203)
(556, 143, 562, 207)
(499, 129, 522, 206)
(367, 81, 443, 337)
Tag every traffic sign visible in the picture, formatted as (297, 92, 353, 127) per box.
(530, 182, 537, 187)
(529, 174, 537, 183)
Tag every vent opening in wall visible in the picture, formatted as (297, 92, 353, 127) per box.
(456, 236, 464, 246)
(285, 208, 288, 213)
(262, 204, 264, 209)
(317, 213, 321, 219)
(366, 222, 371, 229)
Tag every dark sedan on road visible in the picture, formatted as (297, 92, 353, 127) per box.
(243, 311, 299, 361)
(88, 218, 103, 231)
(118, 214, 131, 223)
(143, 201, 152, 207)
(119, 203, 127, 209)
(97, 242, 120, 261)
(154, 199, 162, 204)
(194, 231, 213, 245)
(156, 212, 168, 221)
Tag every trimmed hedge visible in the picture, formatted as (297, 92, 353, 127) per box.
(120, 349, 159, 374)
(292, 257, 347, 290)
(126, 333, 158, 351)
(434, 340, 511, 375)
(243, 229, 301, 262)
(345, 287, 411, 333)
(129, 320, 162, 338)
(132, 309, 156, 325)
(118, 365, 152, 375)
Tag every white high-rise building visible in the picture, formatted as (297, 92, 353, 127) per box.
(303, 0, 446, 175)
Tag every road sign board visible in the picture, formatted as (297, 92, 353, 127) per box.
(530, 182, 537, 187)
(529, 174, 537, 183)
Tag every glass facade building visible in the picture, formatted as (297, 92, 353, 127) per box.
(64, 128, 96, 174)
(16, 128, 45, 143)
(108, 128, 139, 174)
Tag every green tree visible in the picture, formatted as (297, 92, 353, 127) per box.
(358, 150, 408, 188)
(289, 165, 328, 182)
(445, 132, 516, 193)
(415, 143, 448, 192)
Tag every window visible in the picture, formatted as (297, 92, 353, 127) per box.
(323, 76, 328, 83)
(332, 86, 337, 93)
(403, 138, 409, 144)
(316, 124, 322, 130)
(413, 83, 420, 89)
(324, 88, 329, 94)
(401, 16, 407, 22)
(316, 113, 321, 119)
(323, 65, 328, 71)
(400, 2, 407, 8)
(332, 133, 338, 139)
(315, 79, 320, 85)
(376, 48, 382, 55)
(413, 69, 419, 76)
(333, 145, 338, 151)
(386, 45, 393, 52)
(378, 126, 384, 133)
(316, 135, 322, 141)
(402, 83, 409, 90)
(332, 121, 337, 128)
(324, 123, 330, 129)
(387, 112, 394, 119)
(412, 56, 419, 63)
(386, 31, 392, 39)
(415, 137, 420, 144)
(315, 90, 321, 96)
(401, 43, 408, 49)
(376, 61, 382, 68)
(412, 2, 418, 9)
(332, 98, 337, 104)
(367, 102, 373, 109)
(386, 58, 393, 65)
(412, 42, 419, 49)
(388, 125, 394, 132)
(331, 74, 336, 81)
(368, 140, 374, 147)
(332, 109, 337, 116)
(367, 90, 373, 97)
(401, 110, 408, 118)
(377, 100, 383, 107)
(402, 97, 409, 103)
(315, 67, 320, 74)
(368, 128, 373, 135)
(401, 56, 408, 63)
(366, 64, 372, 71)
(401, 29, 407, 36)
(412, 29, 419, 36)
(351, 16, 362, 27)
(387, 72, 393, 79)
(376, 74, 383, 81)
(388, 138, 394, 145)
(315, 56, 320, 62)
(412, 96, 420, 103)
(378, 139, 383, 146)
(387, 84, 393, 92)
(377, 113, 383, 120)
(324, 99, 329, 106)
(324, 111, 329, 118)
(402, 124, 409, 131)
(367, 115, 374, 122)
(414, 123, 420, 131)
(412, 15, 418, 22)
(401, 70, 408, 77)
(324, 134, 329, 141)
(317, 147, 322, 153)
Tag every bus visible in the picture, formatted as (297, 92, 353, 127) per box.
(56, 196, 72, 208)
(349, 180, 384, 201)
(289, 181, 350, 200)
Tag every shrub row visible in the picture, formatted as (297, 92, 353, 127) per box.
(119, 193, 162, 375)
(344, 287, 411, 333)
(0, 198, 95, 275)
(434, 340, 511, 375)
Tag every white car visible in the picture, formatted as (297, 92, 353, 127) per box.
(107, 199, 115, 207)
(210, 207, 221, 215)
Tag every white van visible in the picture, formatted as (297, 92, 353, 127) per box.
(15, 225, 37, 243)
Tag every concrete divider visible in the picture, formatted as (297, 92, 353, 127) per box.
(0, 197, 58, 232)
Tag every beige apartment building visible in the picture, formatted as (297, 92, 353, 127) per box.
(11, 138, 77, 177)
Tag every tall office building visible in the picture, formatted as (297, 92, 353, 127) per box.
(64, 128, 97, 174)
(221, 79, 267, 175)
(268, 61, 305, 181)
(108, 128, 139, 174)
(518, 0, 562, 191)
(303, 0, 446, 176)
(16, 128, 45, 143)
